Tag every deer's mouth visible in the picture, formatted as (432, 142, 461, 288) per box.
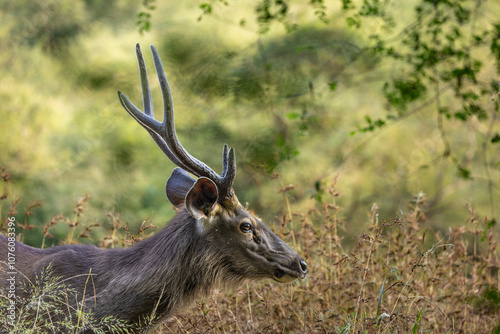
(272, 266, 307, 283)
(273, 268, 296, 283)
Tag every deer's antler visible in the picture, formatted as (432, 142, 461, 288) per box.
(118, 44, 236, 201)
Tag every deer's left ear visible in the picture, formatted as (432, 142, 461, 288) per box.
(166, 168, 196, 208)
(185, 177, 218, 219)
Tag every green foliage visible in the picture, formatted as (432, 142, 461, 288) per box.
(199, 3, 212, 17)
(156, 26, 356, 175)
(255, 0, 296, 34)
(341, 0, 500, 196)
(491, 23, 500, 74)
(195, 0, 332, 34)
(355, 115, 386, 133)
(137, 0, 156, 35)
(492, 133, 500, 144)
(383, 77, 427, 112)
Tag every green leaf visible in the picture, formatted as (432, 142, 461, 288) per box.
(439, 107, 450, 118)
(454, 111, 467, 121)
(487, 219, 497, 229)
(491, 133, 500, 144)
(200, 3, 212, 15)
(457, 167, 471, 180)
(384, 78, 426, 111)
(341, 0, 355, 10)
(412, 307, 424, 334)
(346, 17, 360, 28)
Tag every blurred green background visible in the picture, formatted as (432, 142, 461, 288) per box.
(0, 0, 498, 246)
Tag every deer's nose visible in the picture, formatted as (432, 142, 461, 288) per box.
(299, 260, 308, 274)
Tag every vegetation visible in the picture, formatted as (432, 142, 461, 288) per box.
(0, 0, 499, 332)
(1, 169, 498, 332)
(0, 0, 498, 241)
(0, 263, 132, 333)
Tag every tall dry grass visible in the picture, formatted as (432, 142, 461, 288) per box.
(156, 179, 499, 333)
(1, 167, 499, 333)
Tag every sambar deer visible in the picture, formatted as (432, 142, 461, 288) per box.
(0, 44, 307, 333)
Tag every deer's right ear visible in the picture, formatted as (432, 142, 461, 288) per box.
(185, 177, 218, 220)
(166, 168, 196, 208)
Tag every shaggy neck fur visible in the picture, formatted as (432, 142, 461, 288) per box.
(0, 208, 249, 333)
(90, 209, 235, 328)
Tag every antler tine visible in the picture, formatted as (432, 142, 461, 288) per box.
(118, 91, 161, 133)
(221, 145, 236, 182)
(149, 45, 223, 180)
(221, 144, 229, 177)
(136, 43, 154, 118)
(118, 91, 194, 173)
(118, 45, 195, 174)
(220, 147, 236, 199)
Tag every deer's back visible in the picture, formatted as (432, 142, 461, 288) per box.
(0, 236, 102, 297)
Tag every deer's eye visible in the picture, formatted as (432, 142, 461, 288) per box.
(240, 221, 252, 233)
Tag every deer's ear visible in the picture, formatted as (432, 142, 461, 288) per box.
(185, 177, 218, 219)
(166, 168, 196, 208)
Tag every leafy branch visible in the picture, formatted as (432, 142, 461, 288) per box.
(137, 0, 156, 35)
(344, 0, 500, 184)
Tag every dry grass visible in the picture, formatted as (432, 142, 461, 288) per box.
(1, 167, 499, 333)
(154, 181, 500, 333)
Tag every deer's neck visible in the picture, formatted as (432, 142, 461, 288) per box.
(95, 210, 219, 325)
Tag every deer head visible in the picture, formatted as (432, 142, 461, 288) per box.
(117, 44, 307, 284)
